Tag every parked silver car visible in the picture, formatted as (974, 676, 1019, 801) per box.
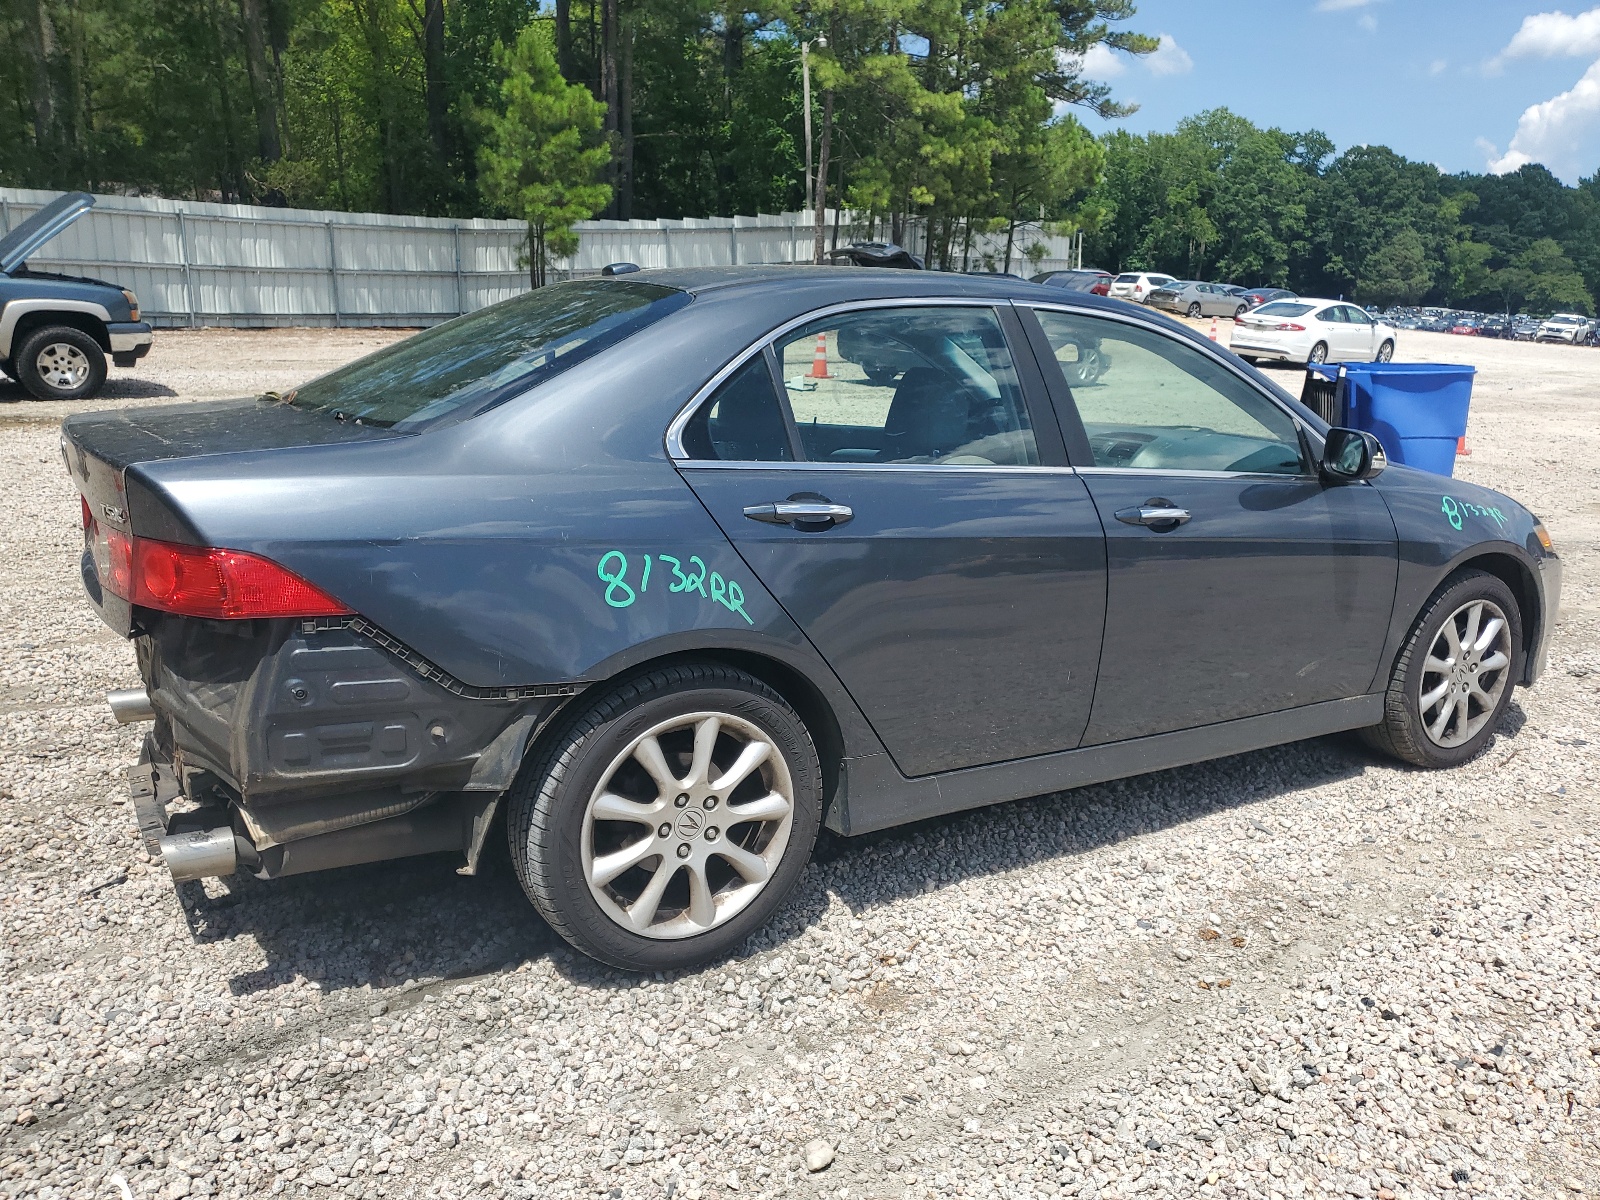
(1148, 280, 1249, 319)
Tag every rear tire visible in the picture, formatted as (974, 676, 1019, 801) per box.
(1186, 303, 1202, 318)
(1238, 355, 1259, 366)
(507, 663, 823, 971)
(1307, 342, 1329, 366)
(15, 325, 106, 401)
(1361, 570, 1522, 769)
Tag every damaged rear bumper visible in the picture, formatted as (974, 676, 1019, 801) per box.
(129, 733, 500, 883)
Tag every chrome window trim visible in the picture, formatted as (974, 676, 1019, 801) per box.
(1020, 299, 1327, 456)
(664, 296, 1011, 462)
(1074, 465, 1314, 482)
(676, 460, 1082, 476)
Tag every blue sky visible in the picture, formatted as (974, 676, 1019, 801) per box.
(1075, 2, 1600, 184)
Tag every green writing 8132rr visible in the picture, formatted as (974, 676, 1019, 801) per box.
(597, 551, 753, 624)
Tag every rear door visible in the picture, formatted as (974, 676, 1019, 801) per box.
(1022, 304, 1398, 745)
(674, 302, 1108, 778)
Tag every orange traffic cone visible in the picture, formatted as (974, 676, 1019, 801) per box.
(1209, 317, 1219, 341)
(808, 333, 833, 379)
(1456, 436, 1471, 457)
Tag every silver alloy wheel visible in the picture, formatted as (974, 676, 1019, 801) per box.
(35, 341, 91, 390)
(1418, 597, 1512, 748)
(1068, 346, 1104, 386)
(1308, 343, 1328, 365)
(581, 711, 794, 940)
(1377, 341, 1394, 363)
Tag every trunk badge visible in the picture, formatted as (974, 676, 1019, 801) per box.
(101, 504, 129, 525)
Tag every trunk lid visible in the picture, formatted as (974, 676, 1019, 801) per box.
(62, 397, 401, 635)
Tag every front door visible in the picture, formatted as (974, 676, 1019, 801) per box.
(1340, 305, 1378, 360)
(676, 303, 1108, 778)
(1026, 306, 1398, 745)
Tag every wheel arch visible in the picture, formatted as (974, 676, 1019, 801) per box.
(1, 300, 114, 360)
(516, 639, 869, 832)
(1452, 550, 1542, 684)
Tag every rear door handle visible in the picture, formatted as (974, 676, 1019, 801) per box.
(1115, 503, 1191, 528)
(743, 501, 854, 528)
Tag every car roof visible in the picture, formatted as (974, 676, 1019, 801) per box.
(618, 264, 1121, 306)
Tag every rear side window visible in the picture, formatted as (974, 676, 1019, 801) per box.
(1255, 302, 1314, 318)
(281, 280, 689, 429)
(680, 355, 793, 462)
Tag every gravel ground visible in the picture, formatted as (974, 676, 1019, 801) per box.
(1, 326, 1598, 1200)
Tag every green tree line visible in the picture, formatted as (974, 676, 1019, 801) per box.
(2, 0, 1595, 312)
(1086, 108, 1600, 315)
(0, 0, 1151, 268)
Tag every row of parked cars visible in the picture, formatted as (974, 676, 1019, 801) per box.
(1380, 307, 1599, 345)
(1030, 269, 1383, 366)
(1030, 268, 1297, 318)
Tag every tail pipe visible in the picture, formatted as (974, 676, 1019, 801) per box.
(108, 688, 155, 724)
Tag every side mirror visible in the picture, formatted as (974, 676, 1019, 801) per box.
(1321, 427, 1387, 482)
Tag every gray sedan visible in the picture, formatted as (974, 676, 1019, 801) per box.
(1149, 280, 1249, 319)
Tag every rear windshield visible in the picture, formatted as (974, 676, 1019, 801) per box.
(280, 280, 688, 429)
(1115, 274, 1138, 283)
(1254, 302, 1314, 318)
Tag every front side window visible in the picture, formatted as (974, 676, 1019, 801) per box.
(1033, 310, 1307, 476)
(772, 307, 1038, 466)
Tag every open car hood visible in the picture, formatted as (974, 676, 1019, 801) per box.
(0, 191, 93, 275)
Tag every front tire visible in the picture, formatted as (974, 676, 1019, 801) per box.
(1376, 340, 1395, 363)
(16, 325, 106, 401)
(507, 664, 822, 971)
(1362, 570, 1522, 768)
(1235, 304, 1248, 318)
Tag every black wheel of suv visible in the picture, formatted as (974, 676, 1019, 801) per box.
(507, 663, 823, 971)
(1362, 569, 1522, 768)
(16, 325, 106, 401)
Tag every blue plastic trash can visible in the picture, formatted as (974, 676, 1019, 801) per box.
(1301, 362, 1475, 477)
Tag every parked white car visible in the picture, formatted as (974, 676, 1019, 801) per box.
(1107, 271, 1177, 304)
(1230, 299, 1398, 366)
(1535, 314, 1595, 344)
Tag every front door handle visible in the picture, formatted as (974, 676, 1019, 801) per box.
(743, 501, 854, 528)
(1115, 502, 1191, 529)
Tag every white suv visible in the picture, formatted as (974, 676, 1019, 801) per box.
(1108, 272, 1177, 304)
(1535, 314, 1595, 344)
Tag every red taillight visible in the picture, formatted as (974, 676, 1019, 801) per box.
(81, 494, 92, 531)
(91, 523, 350, 620)
(1273, 323, 1306, 332)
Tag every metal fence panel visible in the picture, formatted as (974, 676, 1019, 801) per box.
(0, 188, 1080, 328)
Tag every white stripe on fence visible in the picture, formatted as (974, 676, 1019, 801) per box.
(0, 188, 1080, 328)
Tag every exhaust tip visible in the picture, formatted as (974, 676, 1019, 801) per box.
(158, 827, 237, 881)
(108, 688, 155, 725)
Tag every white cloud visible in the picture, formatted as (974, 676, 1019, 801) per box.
(1317, 0, 1373, 10)
(1498, 6, 1600, 61)
(1359, 13, 1378, 31)
(1073, 33, 1191, 82)
(1429, 58, 1448, 76)
(1146, 34, 1194, 77)
(1486, 56, 1600, 177)
(1077, 42, 1126, 81)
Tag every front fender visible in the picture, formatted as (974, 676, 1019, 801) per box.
(1375, 468, 1560, 687)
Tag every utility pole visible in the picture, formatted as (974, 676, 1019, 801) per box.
(800, 36, 826, 212)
